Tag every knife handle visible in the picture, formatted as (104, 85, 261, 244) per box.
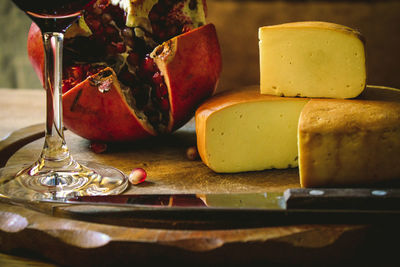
(284, 188, 400, 210)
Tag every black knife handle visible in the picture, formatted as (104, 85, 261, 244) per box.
(284, 188, 400, 210)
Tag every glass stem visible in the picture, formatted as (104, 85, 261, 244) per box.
(39, 32, 72, 167)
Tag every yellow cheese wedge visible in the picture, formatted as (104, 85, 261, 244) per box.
(195, 86, 309, 173)
(259, 21, 366, 99)
(298, 85, 400, 187)
(196, 85, 400, 187)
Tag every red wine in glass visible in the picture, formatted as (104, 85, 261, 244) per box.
(0, 0, 128, 200)
(12, 0, 94, 32)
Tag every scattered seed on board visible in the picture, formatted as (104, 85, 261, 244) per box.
(89, 142, 108, 154)
(129, 168, 147, 185)
(186, 146, 199, 160)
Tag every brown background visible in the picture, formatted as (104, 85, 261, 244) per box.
(207, 0, 400, 93)
(0, 0, 399, 91)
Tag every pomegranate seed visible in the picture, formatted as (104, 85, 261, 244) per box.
(149, 12, 159, 22)
(114, 42, 126, 53)
(63, 65, 85, 93)
(141, 57, 157, 75)
(86, 16, 100, 29)
(160, 97, 170, 111)
(105, 26, 116, 35)
(105, 26, 119, 41)
(165, 0, 175, 6)
(182, 25, 193, 33)
(84, 1, 94, 12)
(119, 69, 135, 85)
(101, 13, 112, 24)
(152, 72, 163, 85)
(93, 7, 102, 15)
(155, 83, 168, 98)
(106, 44, 118, 54)
(134, 88, 149, 108)
(129, 168, 147, 185)
(157, 30, 166, 41)
(186, 146, 199, 161)
(152, 24, 160, 35)
(89, 142, 108, 154)
(96, 0, 110, 9)
(62, 80, 73, 93)
(127, 52, 139, 66)
(152, 4, 164, 14)
(68, 66, 84, 81)
(168, 25, 178, 37)
(94, 34, 106, 44)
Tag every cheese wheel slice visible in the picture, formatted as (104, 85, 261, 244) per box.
(259, 21, 366, 99)
(299, 86, 400, 187)
(196, 86, 309, 173)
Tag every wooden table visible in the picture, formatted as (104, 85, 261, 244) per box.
(0, 89, 45, 139)
(0, 89, 52, 266)
(0, 89, 400, 267)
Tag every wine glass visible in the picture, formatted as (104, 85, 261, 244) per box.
(0, 0, 128, 200)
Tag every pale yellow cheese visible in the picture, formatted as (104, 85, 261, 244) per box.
(259, 21, 366, 98)
(196, 85, 400, 187)
(195, 86, 309, 173)
(298, 85, 400, 187)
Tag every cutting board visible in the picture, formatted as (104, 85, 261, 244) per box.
(0, 122, 398, 266)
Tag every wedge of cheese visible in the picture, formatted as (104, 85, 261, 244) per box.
(259, 21, 366, 98)
(196, 85, 400, 187)
(195, 86, 309, 173)
(299, 85, 400, 187)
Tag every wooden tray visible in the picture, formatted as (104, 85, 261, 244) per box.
(0, 123, 398, 266)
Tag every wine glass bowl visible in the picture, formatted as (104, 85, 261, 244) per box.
(12, 0, 94, 32)
(0, 0, 128, 201)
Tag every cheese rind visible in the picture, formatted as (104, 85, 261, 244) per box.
(259, 21, 366, 99)
(298, 86, 400, 187)
(195, 86, 309, 173)
(196, 85, 400, 187)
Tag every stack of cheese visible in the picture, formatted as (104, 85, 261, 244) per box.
(195, 21, 400, 187)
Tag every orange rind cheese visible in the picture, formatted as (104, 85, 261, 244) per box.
(196, 86, 309, 173)
(196, 85, 400, 187)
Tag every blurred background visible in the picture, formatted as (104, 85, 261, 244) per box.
(0, 0, 399, 92)
(0, 1, 41, 89)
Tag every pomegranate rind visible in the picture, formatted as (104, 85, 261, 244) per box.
(152, 23, 222, 131)
(27, 23, 44, 87)
(63, 68, 157, 141)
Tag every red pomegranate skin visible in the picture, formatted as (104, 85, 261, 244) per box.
(62, 67, 157, 141)
(152, 24, 222, 132)
(27, 23, 45, 86)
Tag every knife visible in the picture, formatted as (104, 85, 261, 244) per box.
(2, 187, 400, 230)
(48, 187, 400, 229)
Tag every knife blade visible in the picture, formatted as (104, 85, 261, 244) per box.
(67, 188, 400, 210)
(2, 188, 400, 230)
(51, 188, 400, 229)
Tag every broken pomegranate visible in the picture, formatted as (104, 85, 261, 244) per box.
(27, 0, 221, 141)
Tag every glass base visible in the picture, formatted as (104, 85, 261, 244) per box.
(0, 161, 128, 201)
